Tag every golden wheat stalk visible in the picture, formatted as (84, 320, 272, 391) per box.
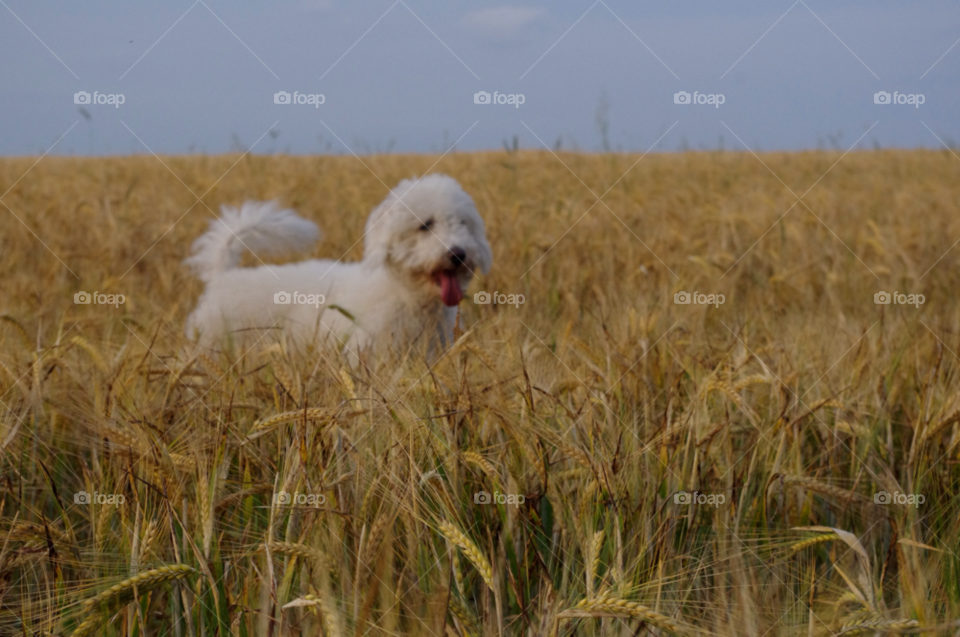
(169, 452, 196, 471)
(552, 468, 589, 483)
(272, 363, 300, 404)
(448, 594, 481, 637)
(70, 336, 107, 372)
(81, 564, 196, 611)
(339, 368, 358, 401)
(790, 533, 840, 553)
(587, 530, 604, 597)
(834, 590, 867, 608)
(733, 374, 771, 391)
(558, 596, 688, 636)
(361, 513, 391, 569)
(260, 541, 327, 566)
(139, 519, 159, 563)
(461, 451, 497, 479)
(837, 617, 919, 635)
(920, 408, 960, 445)
(282, 593, 321, 609)
(318, 568, 343, 637)
(437, 520, 494, 592)
(451, 548, 466, 597)
(248, 409, 331, 439)
(358, 477, 381, 522)
(771, 474, 864, 504)
(0, 315, 31, 348)
(705, 378, 743, 407)
(100, 425, 141, 451)
(553, 438, 592, 470)
(68, 614, 103, 637)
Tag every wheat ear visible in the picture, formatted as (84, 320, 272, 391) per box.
(68, 614, 103, 637)
(587, 530, 604, 598)
(260, 541, 327, 566)
(790, 533, 839, 553)
(448, 594, 481, 637)
(82, 564, 196, 611)
(920, 408, 960, 445)
(138, 519, 159, 563)
(451, 549, 465, 596)
(249, 409, 331, 439)
(272, 363, 300, 404)
(361, 512, 391, 569)
(559, 596, 688, 636)
(837, 617, 919, 635)
(771, 474, 864, 504)
(461, 451, 498, 478)
(437, 520, 494, 592)
(834, 590, 867, 608)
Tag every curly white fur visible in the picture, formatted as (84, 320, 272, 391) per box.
(184, 174, 492, 356)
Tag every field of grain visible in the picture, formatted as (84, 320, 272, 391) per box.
(1, 149, 959, 636)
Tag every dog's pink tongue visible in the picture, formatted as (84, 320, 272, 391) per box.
(439, 271, 463, 306)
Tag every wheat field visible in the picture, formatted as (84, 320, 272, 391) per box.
(1, 149, 959, 636)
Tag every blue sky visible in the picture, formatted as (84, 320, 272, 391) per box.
(2, 0, 958, 156)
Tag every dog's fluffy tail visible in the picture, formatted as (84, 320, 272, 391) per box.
(184, 201, 320, 283)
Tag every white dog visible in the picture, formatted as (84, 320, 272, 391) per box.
(184, 174, 492, 356)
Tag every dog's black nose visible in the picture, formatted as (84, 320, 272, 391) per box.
(449, 246, 467, 266)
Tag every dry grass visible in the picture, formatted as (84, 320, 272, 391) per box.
(1, 149, 959, 636)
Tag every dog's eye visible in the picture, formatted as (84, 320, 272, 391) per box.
(419, 219, 434, 231)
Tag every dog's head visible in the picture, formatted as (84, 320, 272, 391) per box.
(363, 174, 492, 307)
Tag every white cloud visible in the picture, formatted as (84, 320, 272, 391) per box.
(463, 6, 547, 41)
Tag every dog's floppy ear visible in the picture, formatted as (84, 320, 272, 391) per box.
(363, 177, 418, 263)
(363, 197, 396, 263)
